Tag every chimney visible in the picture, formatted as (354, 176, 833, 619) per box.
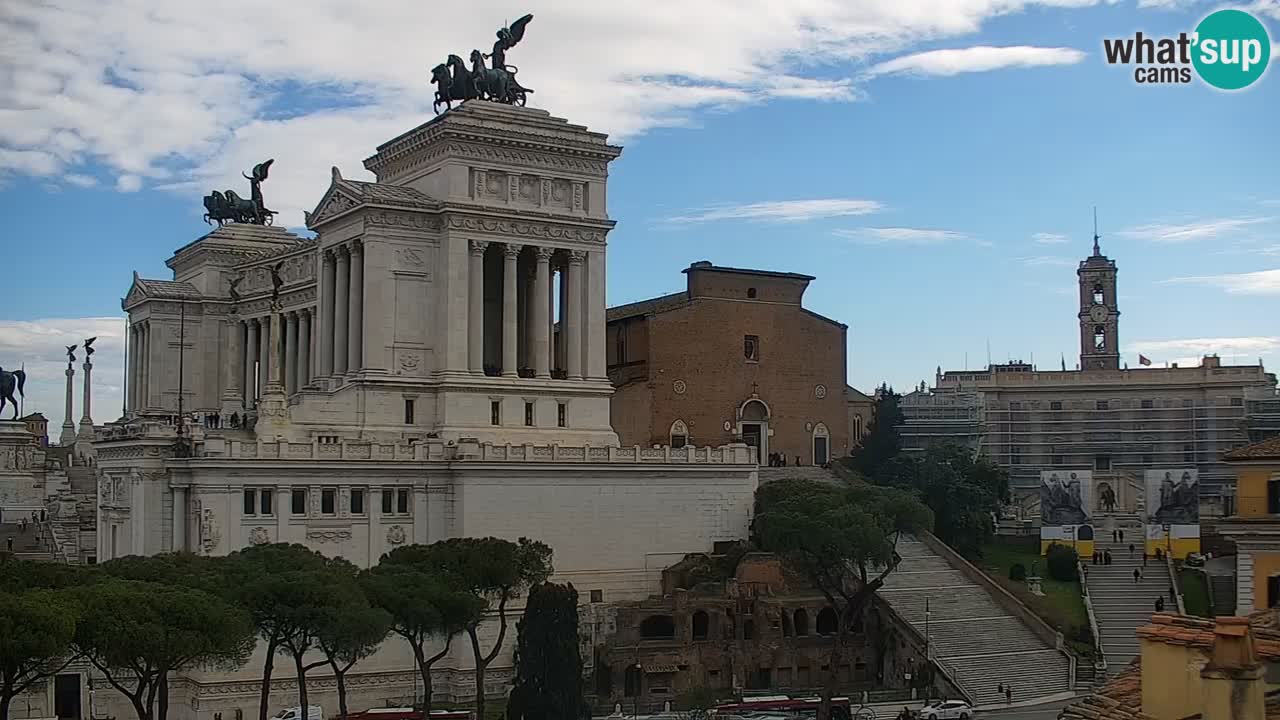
(1202, 355, 1221, 369)
(1199, 617, 1266, 720)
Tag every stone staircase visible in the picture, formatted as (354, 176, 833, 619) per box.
(1085, 518, 1171, 669)
(0, 521, 55, 561)
(878, 538, 1073, 707)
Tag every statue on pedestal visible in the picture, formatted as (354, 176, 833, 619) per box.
(432, 14, 535, 112)
(0, 366, 25, 420)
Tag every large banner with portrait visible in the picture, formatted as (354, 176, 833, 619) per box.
(1144, 469, 1201, 560)
(1040, 470, 1095, 557)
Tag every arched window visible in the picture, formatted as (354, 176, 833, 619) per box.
(670, 419, 689, 449)
(1094, 325, 1106, 351)
(639, 614, 676, 639)
(812, 422, 830, 466)
(793, 608, 809, 636)
(691, 610, 710, 641)
(1092, 282, 1104, 305)
(741, 400, 768, 422)
(853, 414, 863, 441)
(816, 607, 838, 636)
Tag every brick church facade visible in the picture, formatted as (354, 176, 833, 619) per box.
(606, 262, 849, 465)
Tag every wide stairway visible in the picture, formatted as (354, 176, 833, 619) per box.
(757, 466, 842, 485)
(0, 521, 55, 561)
(878, 538, 1073, 706)
(1087, 522, 1171, 668)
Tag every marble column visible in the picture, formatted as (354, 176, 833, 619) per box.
(60, 362, 76, 444)
(222, 318, 243, 408)
(347, 242, 363, 374)
(128, 326, 139, 412)
(140, 323, 151, 410)
(285, 312, 299, 393)
(566, 251, 584, 380)
(320, 251, 336, 377)
(267, 313, 283, 387)
(523, 265, 537, 369)
(502, 243, 520, 377)
(557, 262, 568, 373)
(244, 320, 258, 406)
(258, 317, 270, 397)
(77, 359, 94, 438)
(468, 240, 486, 374)
(298, 309, 311, 387)
(334, 247, 350, 376)
(533, 247, 552, 378)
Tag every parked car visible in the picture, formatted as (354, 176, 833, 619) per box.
(918, 700, 973, 720)
(272, 706, 324, 720)
(1185, 552, 1206, 567)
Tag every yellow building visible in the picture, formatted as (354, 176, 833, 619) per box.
(1217, 437, 1280, 615)
(1060, 612, 1280, 720)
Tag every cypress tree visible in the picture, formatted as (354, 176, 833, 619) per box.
(506, 582, 588, 720)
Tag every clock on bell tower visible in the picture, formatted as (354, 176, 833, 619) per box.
(1078, 219, 1120, 371)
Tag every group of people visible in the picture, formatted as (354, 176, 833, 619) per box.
(4, 508, 46, 553)
(1090, 549, 1116, 565)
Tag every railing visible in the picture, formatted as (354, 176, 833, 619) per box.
(1166, 553, 1187, 615)
(1078, 559, 1107, 677)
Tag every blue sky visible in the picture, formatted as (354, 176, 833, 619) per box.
(1, 0, 1277, 424)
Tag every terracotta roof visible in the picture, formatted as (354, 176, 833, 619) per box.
(1060, 612, 1280, 720)
(1224, 436, 1280, 461)
(606, 291, 687, 323)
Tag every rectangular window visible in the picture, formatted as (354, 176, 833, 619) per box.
(351, 489, 364, 515)
(321, 488, 336, 515)
(557, 402, 566, 428)
(291, 488, 306, 515)
(744, 335, 760, 362)
(381, 488, 393, 514)
(1141, 399, 1154, 409)
(1050, 401, 1062, 411)
(260, 490, 273, 516)
(404, 398, 415, 425)
(591, 589, 603, 603)
(491, 400, 501, 426)
(243, 489, 256, 516)
(525, 401, 534, 427)
(397, 488, 410, 514)
(1096, 400, 1109, 410)
(1095, 456, 1111, 471)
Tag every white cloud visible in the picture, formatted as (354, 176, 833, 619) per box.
(1119, 216, 1273, 243)
(666, 198, 883, 224)
(0, 0, 1120, 225)
(1127, 336, 1280, 360)
(116, 174, 142, 192)
(0, 317, 125, 431)
(867, 45, 1086, 77)
(1164, 268, 1280, 295)
(835, 226, 969, 244)
(1033, 232, 1069, 244)
(1017, 255, 1077, 267)
(63, 173, 96, 187)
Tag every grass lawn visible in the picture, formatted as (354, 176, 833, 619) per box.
(1179, 568, 1212, 617)
(973, 540, 1092, 653)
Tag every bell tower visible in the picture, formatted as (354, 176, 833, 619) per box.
(1078, 211, 1120, 371)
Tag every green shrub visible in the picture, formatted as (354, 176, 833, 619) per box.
(1045, 543, 1079, 582)
(1009, 563, 1027, 581)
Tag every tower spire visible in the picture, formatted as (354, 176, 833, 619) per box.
(1092, 206, 1101, 256)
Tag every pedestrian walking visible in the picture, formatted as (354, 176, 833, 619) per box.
(5, 536, 12, 552)
(1129, 543, 1135, 557)
(1155, 596, 1165, 612)
(1143, 552, 1148, 566)
(39, 508, 45, 522)
(1133, 568, 1142, 583)
(997, 683, 1004, 695)
(1169, 585, 1176, 601)
(1105, 550, 1113, 565)
(1112, 529, 1118, 542)
(1119, 528, 1125, 543)
(1005, 686, 1012, 704)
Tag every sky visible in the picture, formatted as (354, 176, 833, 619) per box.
(1, 0, 1278, 429)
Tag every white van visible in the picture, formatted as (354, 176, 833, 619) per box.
(272, 706, 323, 720)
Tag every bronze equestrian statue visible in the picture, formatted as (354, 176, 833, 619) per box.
(203, 160, 277, 227)
(0, 367, 26, 420)
(432, 14, 534, 113)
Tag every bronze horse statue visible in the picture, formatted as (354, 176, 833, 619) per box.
(0, 367, 26, 420)
(432, 54, 478, 113)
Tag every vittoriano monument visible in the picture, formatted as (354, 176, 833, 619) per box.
(202, 159, 276, 227)
(432, 14, 534, 113)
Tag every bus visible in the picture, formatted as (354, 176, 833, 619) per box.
(710, 696, 856, 719)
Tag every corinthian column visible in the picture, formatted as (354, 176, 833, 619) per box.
(566, 251, 584, 380)
(320, 251, 335, 377)
(334, 247, 350, 376)
(533, 247, 552, 378)
(347, 241, 363, 374)
(244, 319, 258, 406)
(468, 241, 487, 374)
(221, 317, 244, 413)
(285, 311, 299, 393)
(298, 309, 311, 387)
(502, 243, 521, 377)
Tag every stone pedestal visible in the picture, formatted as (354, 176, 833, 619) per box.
(0, 420, 40, 514)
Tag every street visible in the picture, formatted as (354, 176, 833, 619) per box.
(975, 697, 1072, 720)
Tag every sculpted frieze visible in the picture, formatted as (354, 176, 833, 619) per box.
(368, 212, 444, 231)
(445, 216, 605, 243)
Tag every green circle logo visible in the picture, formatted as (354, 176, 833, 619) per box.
(1192, 9, 1271, 90)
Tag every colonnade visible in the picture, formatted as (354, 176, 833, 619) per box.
(126, 321, 153, 411)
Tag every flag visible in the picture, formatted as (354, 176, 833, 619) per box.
(1139, 354, 1152, 366)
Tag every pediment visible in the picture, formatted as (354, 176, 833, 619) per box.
(123, 272, 147, 308)
(305, 185, 362, 229)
